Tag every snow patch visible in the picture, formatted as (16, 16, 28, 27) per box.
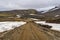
(0, 21, 26, 32)
(35, 21, 60, 31)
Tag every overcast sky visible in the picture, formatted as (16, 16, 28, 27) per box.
(0, 0, 60, 11)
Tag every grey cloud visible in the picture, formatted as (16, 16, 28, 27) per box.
(0, 0, 60, 11)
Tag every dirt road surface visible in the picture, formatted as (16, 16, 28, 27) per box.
(0, 21, 60, 40)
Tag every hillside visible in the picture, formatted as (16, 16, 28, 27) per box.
(42, 7, 60, 18)
(39, 7, 60, 22)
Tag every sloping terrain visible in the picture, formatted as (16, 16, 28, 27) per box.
(0, 9, 37, 16)
(0, 21, 60, 40)
(43, 7, 60, 18)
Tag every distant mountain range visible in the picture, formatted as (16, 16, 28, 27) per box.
(0, 7, 60, 19)
(0, 9, 37, 17)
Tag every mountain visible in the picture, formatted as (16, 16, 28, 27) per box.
(0, 9, 45, 20)
(0, 9, 38, 19)
(42, 6, 60, 18)
(0, 9, 37, 14)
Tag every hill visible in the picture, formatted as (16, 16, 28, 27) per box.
(42, 7, 60, 18)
